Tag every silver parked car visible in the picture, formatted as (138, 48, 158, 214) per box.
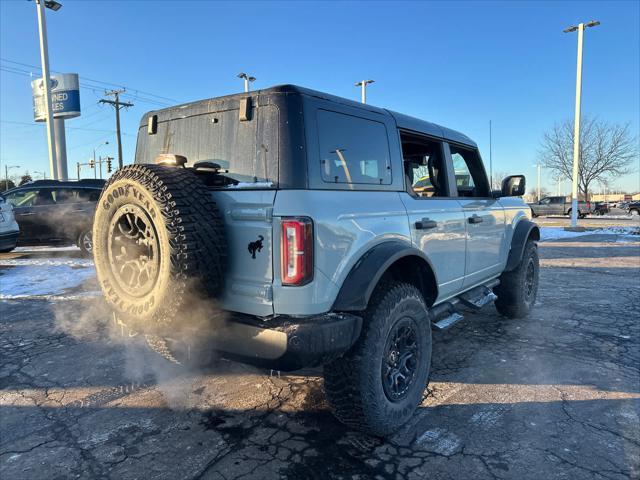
(92, 85, 539, 436)
(0, 194, 20, 253)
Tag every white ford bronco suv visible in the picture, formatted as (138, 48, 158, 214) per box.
(93, 85, 539, 436)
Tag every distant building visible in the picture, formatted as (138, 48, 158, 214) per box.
(590, 192, 640, 202)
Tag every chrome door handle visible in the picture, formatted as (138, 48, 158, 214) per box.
(415, 218, 437, 230)
(17, 212, 35, 216)
(468, 215, 483, 224)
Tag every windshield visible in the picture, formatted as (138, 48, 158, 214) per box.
(135, 105, 279, 187)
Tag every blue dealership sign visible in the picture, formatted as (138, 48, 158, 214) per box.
(32, 73, 81, 121)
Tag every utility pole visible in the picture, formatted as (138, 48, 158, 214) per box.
(100, 90, 132, 169)
(537, 164, 541, 202)
(5, 165, 20, 190)
(564, 20, 600, 227)
(77, 161, 80, 180)
(355, 80, 374, 104)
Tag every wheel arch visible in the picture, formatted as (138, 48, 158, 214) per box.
(332, 241, 438, 311)
(505, 219, 540, 272)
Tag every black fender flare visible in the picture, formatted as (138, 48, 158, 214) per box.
(332, 241, 436, 311)
(505, 219, 540, 271)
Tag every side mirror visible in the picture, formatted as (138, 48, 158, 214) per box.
(500, 175, 526, 197)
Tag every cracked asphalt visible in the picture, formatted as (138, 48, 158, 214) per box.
(1, 234, 639, 480)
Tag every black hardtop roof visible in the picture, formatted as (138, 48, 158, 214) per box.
(142, 84, 476, 147)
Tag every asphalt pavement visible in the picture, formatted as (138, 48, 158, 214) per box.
(1, 231, 639, 479)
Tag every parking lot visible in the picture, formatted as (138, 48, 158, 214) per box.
(1, 226, 639, 480)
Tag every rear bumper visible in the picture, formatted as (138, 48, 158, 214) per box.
(213, 312, 362, 371)
(0, 230, 19, 251)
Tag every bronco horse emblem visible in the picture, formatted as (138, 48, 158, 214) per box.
(248, 235, 264, 259)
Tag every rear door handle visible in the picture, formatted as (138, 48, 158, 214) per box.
(468, 215, 483, 224)
(415, 218, 438, 230)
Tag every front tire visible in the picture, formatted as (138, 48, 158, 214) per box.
(494, 239, 539, 318)
(323, 282, 432, 436)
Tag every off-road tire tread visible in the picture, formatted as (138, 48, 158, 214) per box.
(323, 282, 431, 436)
(494, 239, 538, 318)
(96, 164, 226, 329)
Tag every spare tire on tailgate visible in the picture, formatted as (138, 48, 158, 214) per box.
(93, 164, 226, 333)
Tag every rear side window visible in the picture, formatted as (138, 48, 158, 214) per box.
(317, 110, 391, 186)
(77, 189, 101, 202)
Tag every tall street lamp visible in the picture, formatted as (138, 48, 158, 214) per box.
(564, 20, 600, 227)
(34, 0, 62, 180)
(355, 80, 374, 104)
(237, 73, 256, 93)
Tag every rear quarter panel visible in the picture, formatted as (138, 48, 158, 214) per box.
(272, 190, 410, 315)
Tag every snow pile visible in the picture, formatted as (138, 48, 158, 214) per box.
(540, 226, 640, 242)
(0, 255, 97, 300)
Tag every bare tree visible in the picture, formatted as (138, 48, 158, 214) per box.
(490, 170, 510, 190)
(539, 117, 637, 201)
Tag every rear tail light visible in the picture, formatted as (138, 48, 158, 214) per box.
(281, 217, 313, 286)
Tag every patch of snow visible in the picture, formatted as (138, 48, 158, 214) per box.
(540, 226, 640, 242)
(0, 258, 93, 267)
(226, 181, 274, 189)
(0, 264, 95, 298)
(13, 245, 80, 252)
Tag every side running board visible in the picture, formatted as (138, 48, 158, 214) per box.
(431, 280, 500, 331)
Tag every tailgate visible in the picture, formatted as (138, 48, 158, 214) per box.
(210, 189, 276, 317)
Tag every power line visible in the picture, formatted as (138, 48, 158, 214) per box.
(1, 64, 173, 107)
(1, 58, 181, 104)
(0, 120, 134, 136)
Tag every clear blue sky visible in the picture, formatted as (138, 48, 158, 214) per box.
(1, 0, 639, 193)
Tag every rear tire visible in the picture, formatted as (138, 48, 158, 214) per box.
(494, 239, 539, 318)
(77, 229, 93, 257)
(93, 164, 226, 335)
(323, 282, 432, 436)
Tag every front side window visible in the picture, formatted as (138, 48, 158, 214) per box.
(5, 189, 40, 207)
(317, 110, 391, 185)
(450, 145, 490, 197)
(400, 132, 447, 198)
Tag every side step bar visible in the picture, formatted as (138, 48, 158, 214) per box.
(431, 279, 500, 331)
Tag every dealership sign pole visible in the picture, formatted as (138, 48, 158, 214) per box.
(32, 73, 81, 181)
(35, 0, 58, 180)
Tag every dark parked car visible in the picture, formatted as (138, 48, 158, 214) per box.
(627, 201, 640, 216)
(593, 202, 610, 216)
(3, 179, 105, 256)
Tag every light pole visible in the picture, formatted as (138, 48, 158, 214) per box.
(237, 73, 256, 93)
(93, 141, 109, 179)
(489, 120, 493, 189)
(564, 20, 600, 227)
(34, 170, 47, 180)
(355, 80, 374, 104)
(34, 0, 62, 180)
(4, 165, 20, 190)
(532, 163, 542, 201)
